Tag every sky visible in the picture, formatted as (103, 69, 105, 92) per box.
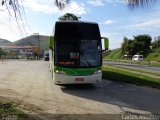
(0, 0, 160, 49)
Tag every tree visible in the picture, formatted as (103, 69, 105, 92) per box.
(121, 34, 152, 56)
(1, 0, 158, 36)
(58, 13, 79, 21)
(133, 34, 152, 51)
(0, 48, 6, 58)
(152, 37, 160, 49)
(0, 48, 3, 56)
(121, 37, 135, 56)
(121, 37, 129, 55)
(129, 40, 142, 55)
(126, 0, 158, 9)
(1, 0, 158, 17)
(55, 0, 158, 9)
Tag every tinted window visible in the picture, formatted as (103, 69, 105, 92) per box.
(54, 22, 101, 41)
(55, 40, 101, 67)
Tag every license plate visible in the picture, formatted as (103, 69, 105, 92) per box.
(75, 78, 84, 81)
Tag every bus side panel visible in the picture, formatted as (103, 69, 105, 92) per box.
(49, 36, 54, 77)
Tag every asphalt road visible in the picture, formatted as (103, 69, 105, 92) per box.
(0, 60, 160, 120)
(103, 61, 160, 73)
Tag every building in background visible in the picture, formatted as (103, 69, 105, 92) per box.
(0, 46, 38, 59)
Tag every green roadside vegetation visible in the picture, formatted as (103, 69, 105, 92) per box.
(104, 48, 160, 61)
(103, 59, 160, 67)
(0, 101, 26, 120)
(104, 47, 160, 66)
(0, 101, 34, 120)
(104, 34, 160, 64)
(106, 65, 160, 76)
(104, 48, 123, 59)
(102, 66, 160, 88)
(144, 48, 160, 61)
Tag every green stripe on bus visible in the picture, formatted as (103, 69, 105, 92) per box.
(54, 66, 101, 76)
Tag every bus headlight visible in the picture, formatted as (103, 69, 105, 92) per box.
(55, 70, 66, 75)
(94, 70, 102, 74)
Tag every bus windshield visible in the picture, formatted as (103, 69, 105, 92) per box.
(55, 39, 101, 67)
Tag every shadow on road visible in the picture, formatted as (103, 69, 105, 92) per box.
(60, 84, 96, 90)
(61, 80, 160, 114)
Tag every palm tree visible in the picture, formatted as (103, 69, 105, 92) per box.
(1, 0, 158, 19)
(0, 0, 158, 36)
(127, 0, 158, 8)
(55, 0, 158, 9)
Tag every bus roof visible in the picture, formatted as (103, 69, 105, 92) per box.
(55, 21, 99, 25)
(54, 21, 101, 41)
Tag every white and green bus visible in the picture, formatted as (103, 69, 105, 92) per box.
(49, 21, 108, 85)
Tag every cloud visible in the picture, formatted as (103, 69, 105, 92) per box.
(127, 18, 160, 29)
(60, 2, 87, 15)
(0, 11, 18, 41)
(0, 23, 23, 41)
(0, 20, 29, 41)
(0, 9, 33, 41)
(87, 0, 105, 6)
(0, 17, 46, 41)
(87, 0, 125, 6)
(0, 12, 8, 25)
(101, 32, 120, 37)
(23, 0, 87, 15)
(105, 0, 126, 4)
(23, 0, 59, 14)
(104, 19, 115, 25)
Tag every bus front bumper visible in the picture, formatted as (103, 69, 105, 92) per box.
(53, 73, 102, 84)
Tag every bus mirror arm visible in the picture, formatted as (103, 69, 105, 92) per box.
(102, 50, 106, 52)
(49, 47, 54, 50)
(101, 37, 104, 39)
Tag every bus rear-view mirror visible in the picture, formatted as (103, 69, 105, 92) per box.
(49, 36, 54, 50)
(101, 37, 109, 51)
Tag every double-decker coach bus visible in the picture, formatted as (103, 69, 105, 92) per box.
(49, 21, 108, 85)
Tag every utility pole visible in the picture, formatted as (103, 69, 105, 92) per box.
(34, 33, 40, 59)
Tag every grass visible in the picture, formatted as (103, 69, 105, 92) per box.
(103, 59, 160, 67)
(0, 101, 33, 120)
(106, 65, 160, 76)
(104, 48, 160, 61)
(144, 53, 160, 61)
(102, 66, 160, 88)
(104, 48, 123, 59)
(151, 63, 160, 67)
